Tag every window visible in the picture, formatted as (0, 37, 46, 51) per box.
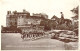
(15, 22, 17, 25)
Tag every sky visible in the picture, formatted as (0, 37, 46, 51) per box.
(0, 0, 79, 26)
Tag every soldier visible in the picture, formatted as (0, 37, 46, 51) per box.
(22, 32, 26, 39)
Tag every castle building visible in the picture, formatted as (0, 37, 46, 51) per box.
(6, 10, 47, 33)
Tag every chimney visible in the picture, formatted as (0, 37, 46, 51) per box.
(23, 9, 26, 12)
(13, 10, 17, 14)
(7, 11, 11, 15)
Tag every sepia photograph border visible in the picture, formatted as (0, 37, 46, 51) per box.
(0, 0, 80, 51)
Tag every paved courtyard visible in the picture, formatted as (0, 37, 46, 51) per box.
(1, 33, 78, 50)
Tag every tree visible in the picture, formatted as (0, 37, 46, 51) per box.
(71, 6, 79, 35)
(40, 19, 58, 31)
(40, 20, 51, 30)
(71, 6, 79, 19)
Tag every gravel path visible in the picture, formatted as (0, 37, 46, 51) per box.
(1, 33, 78, 50)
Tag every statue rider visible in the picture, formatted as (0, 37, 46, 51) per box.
(60, 12, 64, 24)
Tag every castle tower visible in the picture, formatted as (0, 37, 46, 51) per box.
(6, 11, 11, 27)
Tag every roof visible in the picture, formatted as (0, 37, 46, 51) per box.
(13, 10, 30, 14)
(28, 16, 46, 19)
(14, 12, 30, 14)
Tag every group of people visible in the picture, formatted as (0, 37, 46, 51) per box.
(21, 31, 45, 40)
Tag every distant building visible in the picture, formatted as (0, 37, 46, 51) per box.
(51, 15, 59, 21)
(51, 15, 61, 25)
